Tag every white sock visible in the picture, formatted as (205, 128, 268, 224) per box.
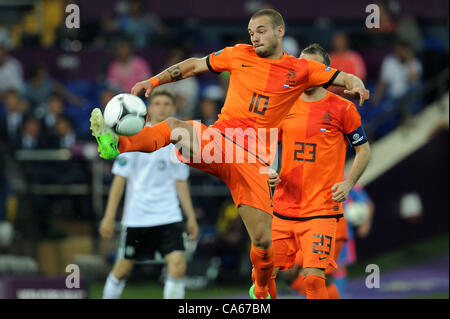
(163, 276, 185, 299)
(102, 273, 126, 299)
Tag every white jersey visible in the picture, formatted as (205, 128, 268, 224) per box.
(112, 144, 189, 227)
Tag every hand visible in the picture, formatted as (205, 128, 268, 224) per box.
(331, 180, 353, 202)
(343, 87, 370, 106)
(268, 168, 281, 187)
(131, 80, 154, 98)
(99, 217, 115, 239)
(357, 221, 372, 238)
(186, 217, 199, 241)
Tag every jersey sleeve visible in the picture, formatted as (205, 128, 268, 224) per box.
(112, 153, 135, 178)
(206, 46, 235, 73)
(343, 103, 368, 147)
(305, 59, 340, 89)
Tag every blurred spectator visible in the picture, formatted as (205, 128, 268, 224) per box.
(329, 32, 367, 82)
(0, 35, 25, 96)
(396, 16, 423, 54)
(39, 94, 66, 139)
(372, 39, 423, 106)
(117, 0, 169, 48)
(0, 90, 29, 147)
(19, 117, 43, 150)
(107, 39, 152, 93)
(52, 116, 77, 149)
(25, 64, 82, 110)
(162, 49, 199, 119)
(99, 87, 119, 111)
(198, 98, 219, 127)
(94, 13, 122, 49)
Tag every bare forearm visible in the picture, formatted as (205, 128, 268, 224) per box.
(104, 175, 126, 219)
(347, 143, 371, 187)
(154, 57, 208, 86)
(175, 180, 196, 220)
(343, 72, 365, 91)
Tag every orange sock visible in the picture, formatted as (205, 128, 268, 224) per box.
(268, 275, 277, 299)
(118, 122, 172, 153)
(304, 275, 328, 299)
(250, 244, 274, 299)
(290, 274, 306, 296)
(326, 283, 341, 299)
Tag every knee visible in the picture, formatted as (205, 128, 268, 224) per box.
(252, 236, 272, 249)
(168, 255, 187, 278)
(250, 226, 272, 249)
(303, 267, 325, 278)
(112, 262, 133, 280)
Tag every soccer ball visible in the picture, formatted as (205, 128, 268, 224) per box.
(104, 93, 147, 136)
(344, 202, 369, 226)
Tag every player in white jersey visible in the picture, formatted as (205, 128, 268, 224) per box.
(99, 90, 199, 299)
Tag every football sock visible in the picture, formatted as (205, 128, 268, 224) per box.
(304, 274, 328, 299)
(252, 270, 277, 299)
(326, 282, 341, 299)
(118, 121, 172, 153)
(268, 275, 277, 299)
(290, 274, 307, 296)
(102, 273, 126, 299)
(163, 276, 185, 299)
(250, 244, 274, 298)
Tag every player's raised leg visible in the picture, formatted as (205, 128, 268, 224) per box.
(90, 108, 198, 160)
(102, 258, 134, 299)
(239, 205, 273, 299)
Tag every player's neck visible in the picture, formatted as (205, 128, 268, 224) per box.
(266, 47, 284, 60)
(301, 87, 328, 102)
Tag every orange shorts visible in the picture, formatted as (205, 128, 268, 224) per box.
(336, 216, 349, 241)
(272, 215, 338, 271)
(175, 120, 273, 215)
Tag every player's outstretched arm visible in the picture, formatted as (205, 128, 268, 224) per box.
(99, 174, 126, 239)
(331, 142, 371, 202)
(131, 57, 210, 98)
(332, 71, 370, 106)
(175, 180, 199, 241)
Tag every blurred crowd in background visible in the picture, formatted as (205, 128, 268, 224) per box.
(0, 0, 448, 284)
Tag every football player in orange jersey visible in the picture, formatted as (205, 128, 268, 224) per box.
(90, 9, 369, 299)
(268, 43, 371, 299)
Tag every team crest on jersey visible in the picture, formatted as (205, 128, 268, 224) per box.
(117, 157, 127, 166)
(322, 112, 332, 122)
(325, 66, 332, 71)
(284, 68, 296, 89)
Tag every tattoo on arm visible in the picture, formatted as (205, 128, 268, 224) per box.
(168, 66, 183, 81)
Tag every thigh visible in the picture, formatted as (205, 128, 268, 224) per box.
(174, 121, 225, 177)
(272, 216, 297, 271)
(238, 204, 272, 245)
(298, 218, 338, 270)
(229, 161, 273, 216)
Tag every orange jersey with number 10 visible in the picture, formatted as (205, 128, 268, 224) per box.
(273, 91, 362, 218)
(206, 44, 339, 164)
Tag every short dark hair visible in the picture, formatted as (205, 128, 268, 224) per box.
(148, 89, 175, 106)
(251, 9, 285, 29)
(301, 43, 330, 66)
